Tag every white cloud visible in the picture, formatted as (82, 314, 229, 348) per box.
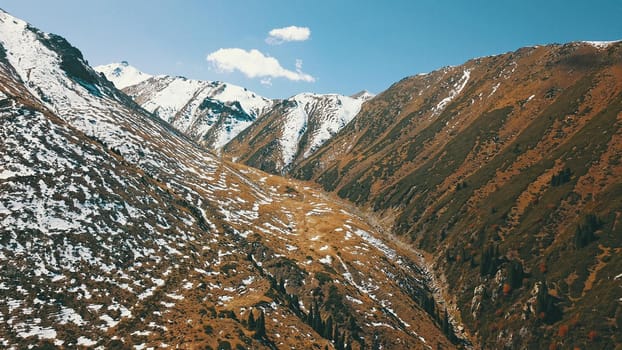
(266, 26, 310, 45)
(260, 78, 272, 86)
(206, 48, 315, 83)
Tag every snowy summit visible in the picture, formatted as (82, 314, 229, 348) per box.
(95, 61, 152, 89)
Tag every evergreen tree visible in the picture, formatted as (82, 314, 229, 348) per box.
(442, 308, 450, 335)
(290, 294, 300, 311)
(254, 310, 266, 339)
(347, 316, 359, 338)
(332, 323, 339, 344)
(371, 331, 381, 350)
(307, 304, 314, 325)
(551, 167, 572, 186)
(334, 330, 345, 350)
(507, 260, 524, 289)
(323, 315, 333, 339)
(247, 309, 256, 330)
(480, 243, 499, 276)
(535, 281, 562, 324)
(574, 214, 602, 248)
(312, 300, 322, 332)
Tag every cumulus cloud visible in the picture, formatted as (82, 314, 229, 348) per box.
(266, 26, 310, 45)
(206, 48, 315, 82)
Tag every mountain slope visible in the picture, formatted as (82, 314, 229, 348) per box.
(292, 41, 622, 348)
(225, 92, 371, 174)
(0, 10, 457, 349)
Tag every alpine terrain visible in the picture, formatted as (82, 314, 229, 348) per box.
(225, 91, 374, 174)
(1, 5, 621, 350)
(95, 63, 372, 159)
(289, 41, 622, 349)
(0, 9, 460, 350)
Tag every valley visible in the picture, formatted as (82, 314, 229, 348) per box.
(1, 6, 621, 350)
(0, 10, 458, 350)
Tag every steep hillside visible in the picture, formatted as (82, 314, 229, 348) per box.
(225, 92, 371, 174)
(0, 10, 458, 349)
(293, 41, 622, 349)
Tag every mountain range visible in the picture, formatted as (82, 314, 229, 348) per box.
(95, 62, 373, 161)
(1, 7, 621, 350)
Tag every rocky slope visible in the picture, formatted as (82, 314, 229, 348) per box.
(292, 41, 622, 349)
(225, 92, 372, 174)
(0, 10, 457, 350)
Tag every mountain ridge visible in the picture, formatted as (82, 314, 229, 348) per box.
(96, 62, 374, 159)
(289, 39, 622, 349)
(225, 91, 370, 174)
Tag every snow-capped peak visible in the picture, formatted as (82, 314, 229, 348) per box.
(279, 92, 365, 167)
(350, 90, 375, 101)
(95, 62, 152, 89)
(116, 73, 274, 148)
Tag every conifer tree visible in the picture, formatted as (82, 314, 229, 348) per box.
(324, 315, 333, 339)
(254, 310, 266, 338)
(312, 300, 322, 331)
(247, 309, 256, 330)
(441, 307, 455, 341)
(480, 243, 499, 276)
(332, 323, 339, 344)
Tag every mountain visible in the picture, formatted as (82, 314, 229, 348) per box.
(225, 92, 372, 174)
(94, 63, 274, 149)
(95, 64, 373, 156)
(291, 41, 622, 348)
(119, 74, 274, 148)
(0, 10, 457, 349)
(94, 61, 152, 89)
(350, 90, 375, 101)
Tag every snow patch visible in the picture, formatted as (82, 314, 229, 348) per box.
(582, 40, 621, 49)
(433, 69, 471, 115)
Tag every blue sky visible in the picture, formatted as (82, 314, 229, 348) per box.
(4, 1, 622, 98)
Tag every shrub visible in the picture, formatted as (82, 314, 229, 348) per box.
(217, 341, 232, 350)
(574, 214, 602, 248)
(588, 330, 598, 342)
(558, 324, 569, 337)
(503, 283, 512, 296)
